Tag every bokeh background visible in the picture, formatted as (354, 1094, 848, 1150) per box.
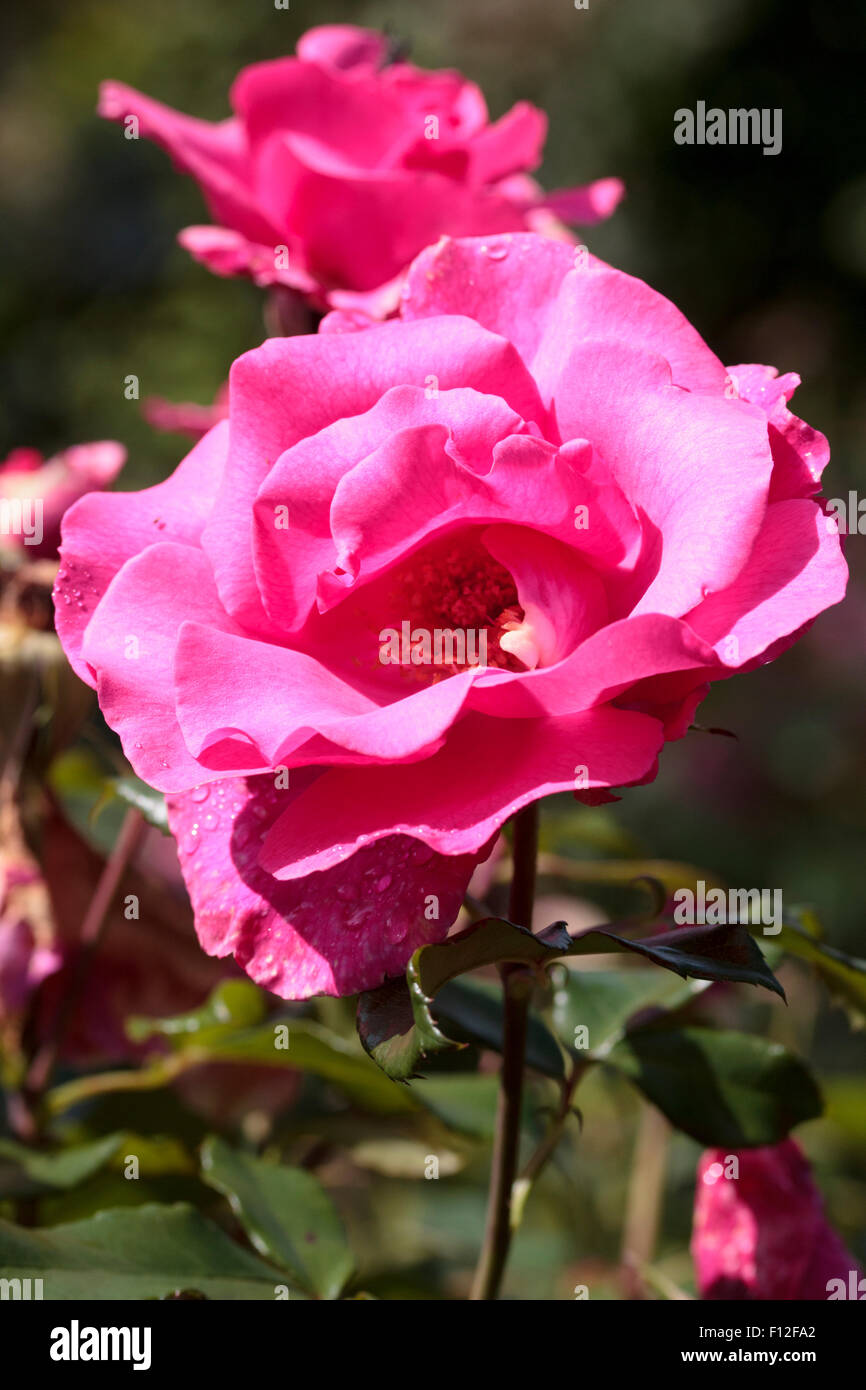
(2, 0, 865, 1297)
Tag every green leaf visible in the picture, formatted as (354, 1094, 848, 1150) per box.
(607, 1026, 823, 1146)
(126, 979, 267, 1045)
(777, 908, 866, 1026)
(200, 1018, 418, 1114)
(109, 776, 170, 834)
(415, 917, 784, 998)
(201, 1138, 354, 1300)
(48, 747, 127, 855)
(0, 1134, 125, 1198)
(48, 749, 170, 844)
(48, 1017, 417, 1119)
(0, 1203, 303, 1300)
(357, 972, 451, 1081)
(409, 1074, 504, 1139)
(436, 978, 565, 1079)
(348, 1137, 465, 1178)
(358, 960, 564, 1083)
(550, 968, 710, 1058)
(123, 980, 416, 1113)
(359, 914, 783, 1080)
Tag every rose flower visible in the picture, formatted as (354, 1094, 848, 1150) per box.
(98, 24, 623, 316)
(54, 234, 846, 999)
(693, 1141, 864, 1300)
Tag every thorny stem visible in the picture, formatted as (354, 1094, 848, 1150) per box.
(516, 1059, 585, 1195)
(469, 801, 538, 1301)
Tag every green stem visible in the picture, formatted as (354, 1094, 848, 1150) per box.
(469, 802, 538, 1301)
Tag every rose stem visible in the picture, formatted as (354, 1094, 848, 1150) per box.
(469, 800, 538, 1301)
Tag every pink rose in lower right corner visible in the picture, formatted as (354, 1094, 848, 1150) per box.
(692, 1140, 864, 1300)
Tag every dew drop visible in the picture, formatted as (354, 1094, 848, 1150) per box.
(386, 916, 409, 944)
(191, 785, 209, 803)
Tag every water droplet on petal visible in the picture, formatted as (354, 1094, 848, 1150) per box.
(483, 241, 509, 262)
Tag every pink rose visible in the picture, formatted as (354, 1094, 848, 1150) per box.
(98, 25, 623, 316)
(693, 1141, 863, 1299)
(54, 233, 846, 999)
(0, 442, 125, 560)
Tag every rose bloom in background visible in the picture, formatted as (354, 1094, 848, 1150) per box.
(54, 232, 846, 1001)
(693, 1142, 864, 1299)
(143, 383, 230, 442)
(98, 24, 623, 316)
(0, 442, 125, 561)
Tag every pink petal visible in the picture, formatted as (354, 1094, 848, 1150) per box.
(80, 542, 266, 792)
(206, 321, 545, 634)
(174, 623, 482, 768)
(258, 706, 664, 880)
(253, 385, 525, 633)
(727, 363, 830, 501)
(98, 81, 277, 245)
(166, 774, 485, 999)
(178, 225, 317, 293)
(468, 102, 547, 184)
(62, 441, 126, 487)
(469, 613, 718, 719)
(536, 176, 626, 225)
(552, 341, 773, 616)
(295, 25, 390, 73)
(693, 1141, 862, 1300)
(685, 498, 848, 665)
(55, 422, 228, 684)
(481, 522, 608, 665)
(233, 60, 410, 173)
(401, 235, 727, 400)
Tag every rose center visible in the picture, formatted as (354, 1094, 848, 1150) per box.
(386, 535, 530, 677)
